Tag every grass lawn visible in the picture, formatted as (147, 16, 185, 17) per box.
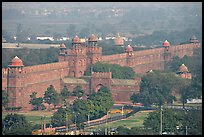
(86, 110, 155, 130)
(2, 111, 54, 125)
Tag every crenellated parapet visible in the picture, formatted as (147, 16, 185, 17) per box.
(91, 71, 112, 79)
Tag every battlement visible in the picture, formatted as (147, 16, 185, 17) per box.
(23, 61, 69, 74)
(91, 71, 112, 79)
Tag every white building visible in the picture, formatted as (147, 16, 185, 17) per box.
(36, 36, 54, 41)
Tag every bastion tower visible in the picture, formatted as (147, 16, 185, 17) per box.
(7, 56, 25, 108)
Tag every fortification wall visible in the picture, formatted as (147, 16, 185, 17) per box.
(19, 80, 61, 111)
(2, 68, 8, 90)
(63, 83, 90, 95)
(169, 44, 194, 59)
(22, 62, 69, 86)
(101, 53, 127, 66)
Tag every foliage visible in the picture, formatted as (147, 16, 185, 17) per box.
(51, 107, 73, 128)
(143, 108, 202, 135)
(130, 93, 139, 104)
(85, 62, 136, 79)
(137, 71, 190, 107)
(43, 85, 60, 110)
(2, 113, 33, 135)
(29, 92, 45, 110)
(60, 86, 71, 104)
(51, 86, 113, 128)
(72, 85, 84, 98)
(2, 48, 59, 68)
(88, 86, 114, 119)
(166, 47, 202, 107)
(115, 126, 156, 135)
(2, 90, 8, 108)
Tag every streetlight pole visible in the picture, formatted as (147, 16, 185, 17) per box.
(66, 112, 68, 134)
(185, 126, 187, 135)
(121, 106, 124, 119)
(160, 105, 163, 135)
(74, 113, 77, 135)
(87, 114, 90, 127)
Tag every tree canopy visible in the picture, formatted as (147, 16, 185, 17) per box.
(29, 92, 45, 110)
(43, 85, 60, 110)
(132, 71, 191, 107)
(143, 108, 202, 135)
(2, 113, 33, 135)
(2, 90, 8, 108)
(84, 62, 136, 79)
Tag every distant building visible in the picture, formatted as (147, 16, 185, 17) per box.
(36, 36, 54, 41)
(114, 33, 124, 46)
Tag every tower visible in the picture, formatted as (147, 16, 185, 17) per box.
(67, 36, 87, 77)
(87, 34, 102, 65)
(163, 40, 171, 62)
(7, 56, 25, 109)
(189, 35, 200, 48)
(125, 45, 134, 66)
(176, 64, 192, 79)
(58, 43, 67, 62)
(114, 33, 124, 46)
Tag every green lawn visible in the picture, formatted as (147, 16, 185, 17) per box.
(86, 110, 154, 130)
(2, 111, 53, 125)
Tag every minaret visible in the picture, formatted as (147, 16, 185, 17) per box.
(114, 33, 124, 46)
(7, 56, 24, 108)
(58, 43, 67, 62)
(163, 40, 171, 62)
(72, 35, 81, 49)
(125, 45, 134, 66)
(87, 34, 102, 65)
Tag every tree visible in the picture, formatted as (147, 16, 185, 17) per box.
(60, 86, 71, 105)
(130, 93, 140, 104)
(2, 90, 8, 108)
(85, 62, 136, 79)
(143, 108, 202, 135)
(2, 113, 32, 135)
(138, 71, 190, 107)
(51, 107, 73, 128)
(29, 92, 45, 110)
(72, 85, 84, 99)
(43, 85, 59, 110)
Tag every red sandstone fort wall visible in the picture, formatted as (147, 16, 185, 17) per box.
(102, 53, 127, 66)
(2, 68, 8, 90)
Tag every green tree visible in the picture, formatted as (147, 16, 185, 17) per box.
(72, 85, 84, 98)
(60, 86, 71, 105)
(43, 85, 59, 110)
(51, 107, 73, 128)
(29, 92, 45, 110)
(2, 90, 8, 108)
(2, 113, 32, 135)
(85, 62, 136, 79)
(138, 71, 190, 107)
(143, 108, 202, 135)
(130, 93, 140, 104)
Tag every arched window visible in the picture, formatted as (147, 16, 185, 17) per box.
(70, 71, 75, 77)
(79, 71, 83, 77)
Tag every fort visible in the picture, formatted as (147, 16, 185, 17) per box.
(2, 34, 200, 111)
